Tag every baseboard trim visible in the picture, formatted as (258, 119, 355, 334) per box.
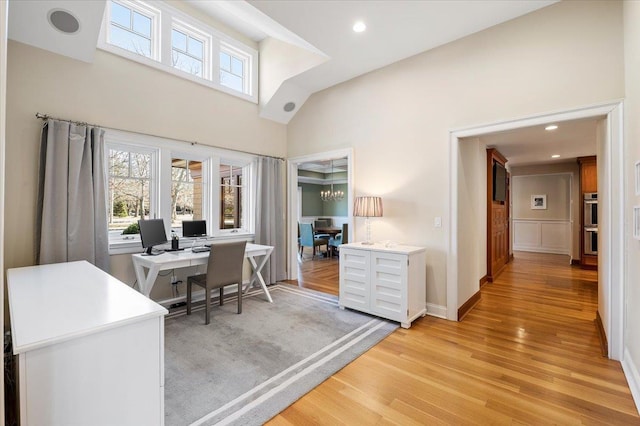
(479, 275, 488, 288)
(571, 259, 581, 266)
(595, 311, 608, 358)
(458, 290, 481, 321)
(512, 246, 570, 255)
(426, 303, 447, 319)
(622, 348, 640, 416)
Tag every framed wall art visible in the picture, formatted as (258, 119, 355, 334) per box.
(531, 194, 547, 210)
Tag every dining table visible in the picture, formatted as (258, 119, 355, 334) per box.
(315, 226, 342, 237)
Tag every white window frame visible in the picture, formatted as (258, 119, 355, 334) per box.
(219, 42, 252, 96)
(216, 157, 253, 235)
(98, 0, 258, 103)
(103, 0, 161, 61)
(164, 152, 211, 235)
(105, 129, 256, 254)
(170, 20, 212, 80)
(105, 141, 160, 245)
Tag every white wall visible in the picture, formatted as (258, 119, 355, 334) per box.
(511, 174, 570, 220)
(287, 0, 624, 314)
(623, 0, 640, 410)
(458, 138, 487, 293)
(511, 173, 572, 255)
(259, 37, 326, 107)
(510, 163, 581, 259)
(4, 41, 286, 295)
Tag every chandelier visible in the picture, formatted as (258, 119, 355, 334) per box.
(320, 160, 344, 202)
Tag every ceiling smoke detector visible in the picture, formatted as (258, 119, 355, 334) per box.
(48, 9, 80, 34)
(283, 102, 296, 112)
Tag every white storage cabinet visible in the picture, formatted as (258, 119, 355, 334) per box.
(339, 243, 426, 328)
(8, 261, 168, 426)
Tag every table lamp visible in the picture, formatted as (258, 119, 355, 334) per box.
(354, 196, 383, 245)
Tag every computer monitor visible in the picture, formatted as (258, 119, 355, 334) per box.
(182, 220, 207, 237)
(138, 218, 168, 255)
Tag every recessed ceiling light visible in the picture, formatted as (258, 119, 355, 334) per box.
(551, 154, 561, 158)
(353, 21, 366, 33)
(48, 9, 80, 34)
(545, 125, 558, 131)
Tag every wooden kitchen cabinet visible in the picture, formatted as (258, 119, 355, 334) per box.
(579, 156, 597, 194)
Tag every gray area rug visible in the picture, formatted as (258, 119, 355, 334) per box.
(164, 284, 397, 426)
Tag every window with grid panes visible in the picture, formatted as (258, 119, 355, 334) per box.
(101, 1, 257, 101)
(107, 1, 157, 58)
(171, 26, 206, 78)
(108, 148, 152, 232)
(171, 158, 204, 230)
(219, 48, 246, 94)
(220, 164, 244, 230)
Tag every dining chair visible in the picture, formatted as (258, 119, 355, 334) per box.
(186, 241, 247, 324)
(329, 223, 348, 257)
(299, 222, 328, 259)
(313, 219, 331, 239)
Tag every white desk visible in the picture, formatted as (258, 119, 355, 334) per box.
(132, 242, 275, 302)
(8, 261, 167, 426)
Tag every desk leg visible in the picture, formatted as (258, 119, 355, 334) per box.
(132, 262, 160, 297)
(246, 254, 273, 303)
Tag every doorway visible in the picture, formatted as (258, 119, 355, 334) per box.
(287, 148, 354, 282)
(448, 102, 624, 360)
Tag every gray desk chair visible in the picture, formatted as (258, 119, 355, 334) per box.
(186, 241, 247, 324)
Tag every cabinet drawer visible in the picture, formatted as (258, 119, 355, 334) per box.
(370, 252, 406, 321)
(339, 248, 370, 310)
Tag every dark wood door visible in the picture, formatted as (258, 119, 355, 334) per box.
(491, 202, 509, 276)
(487, 149, 510, 282)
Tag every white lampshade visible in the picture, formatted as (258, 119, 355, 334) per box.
(354, 196, 383, 218)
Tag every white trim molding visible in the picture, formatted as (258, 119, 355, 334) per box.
(448, 100, 625, 363)
(426, 303, 447, 319)
(287, 148, 354, 281)
(622, 349, 640, 415)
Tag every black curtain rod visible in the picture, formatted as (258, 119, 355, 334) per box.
(35, 112, 285, 161)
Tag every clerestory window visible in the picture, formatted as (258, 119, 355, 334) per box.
(100, 0, 258, 102)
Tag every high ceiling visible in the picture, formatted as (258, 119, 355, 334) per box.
(246, 0, 556, 94)
(7, 0, 589, 166)
(9, 0, 557, 123)
(189, 0, 557, 122)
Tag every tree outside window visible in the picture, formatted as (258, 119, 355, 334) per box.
(108, 149, 151, 231)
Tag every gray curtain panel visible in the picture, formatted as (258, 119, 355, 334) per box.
(254, 156, 286, 283)
(36, 119, 109, 271)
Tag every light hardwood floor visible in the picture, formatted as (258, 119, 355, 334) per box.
(270, 252, 639, 424)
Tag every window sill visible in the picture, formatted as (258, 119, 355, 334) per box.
(97, 43, 258, 104)
(109, 233, 256, 256)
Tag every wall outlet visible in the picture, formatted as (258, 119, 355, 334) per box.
(434, 216, 442, 228)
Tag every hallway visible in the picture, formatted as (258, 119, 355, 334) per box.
(270, 251, 639, 424)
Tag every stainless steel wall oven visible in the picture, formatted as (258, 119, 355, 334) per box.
(584, 193, 597, 255)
